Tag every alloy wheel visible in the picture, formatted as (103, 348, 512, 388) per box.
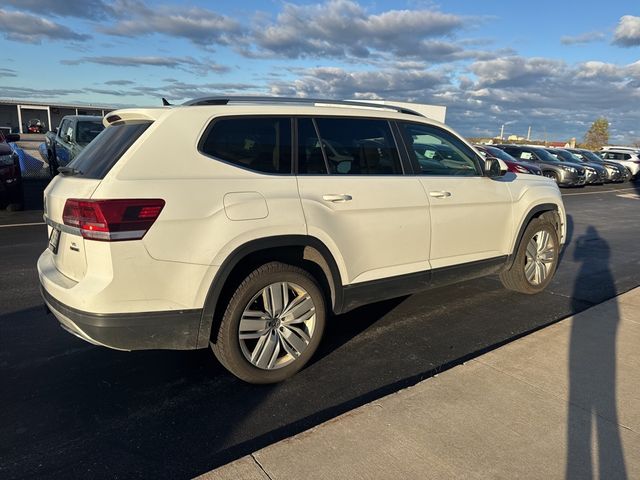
(524, 230, 556, 285)
(238, 282, 316, 370)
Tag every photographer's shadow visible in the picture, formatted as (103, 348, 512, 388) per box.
(566, 226, 627, 479)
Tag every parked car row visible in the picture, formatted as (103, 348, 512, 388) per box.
(474, 144, 634, 187)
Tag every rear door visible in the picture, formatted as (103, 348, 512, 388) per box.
(296, 117, 431, 285)
(398, 122, 513, 269)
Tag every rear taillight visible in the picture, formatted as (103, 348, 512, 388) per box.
(63, 199, 165, 241)
(514, 164, 529, 174)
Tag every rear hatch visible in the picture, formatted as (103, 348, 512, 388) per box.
(45, 177, 101, 281)
(44, 118, 154, 282)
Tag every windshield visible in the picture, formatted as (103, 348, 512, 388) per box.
(76, 121, 105, 145)
(532, 148, 560, 163)
(485, 146, 517, 162)
(553, 149, 580, 163)
(580, 150, 604, 163)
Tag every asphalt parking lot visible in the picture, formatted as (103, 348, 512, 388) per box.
(1, 181, 639, 479)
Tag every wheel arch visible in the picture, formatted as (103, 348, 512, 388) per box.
(196, 235, 344, 348)
(505, 203, 561, 270)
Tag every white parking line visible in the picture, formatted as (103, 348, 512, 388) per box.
(562, 187, 638, 196)
(0, 222, 45, 228)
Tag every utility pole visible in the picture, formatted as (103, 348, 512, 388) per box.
(527, 126, 531, 141)
(500, 124, 505, 140)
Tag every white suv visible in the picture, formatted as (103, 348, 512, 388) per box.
(599, 148, 640, 178)
(38, 97, 566, 383)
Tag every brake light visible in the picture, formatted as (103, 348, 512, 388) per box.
(514, 164, 530, 174)
(63, 199, 165, 241)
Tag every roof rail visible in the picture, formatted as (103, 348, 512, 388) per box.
(181, 96, 425, 117)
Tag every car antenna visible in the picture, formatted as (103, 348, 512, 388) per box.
(162, 97, 172, 106)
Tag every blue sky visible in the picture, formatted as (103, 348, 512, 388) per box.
(0, 0, 639, 142)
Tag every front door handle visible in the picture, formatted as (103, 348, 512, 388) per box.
(429, 191, 452, 198)
(322, 194, 353, 203)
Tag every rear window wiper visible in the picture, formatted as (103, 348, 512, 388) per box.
(57, 166, 83, 176)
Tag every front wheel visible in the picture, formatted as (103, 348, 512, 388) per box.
(211, 262, 326, 384)
(500, 217, 559, 294)
(543, 171, 559, 183)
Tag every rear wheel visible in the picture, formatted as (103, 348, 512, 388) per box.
(500, 217, 559, 294)
(211, 262, 326, 384)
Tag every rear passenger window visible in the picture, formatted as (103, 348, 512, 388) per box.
(200, 117, 292, 174)
(314, 117, 402, 175)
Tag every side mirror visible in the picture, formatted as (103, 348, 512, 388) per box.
(484, 157, 508, 177)
(65, 134, 73, 143)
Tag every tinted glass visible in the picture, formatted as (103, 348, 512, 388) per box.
(314, 117, 402, 175)
(400, 122, 480, 176)
(69, 121, 151, 179)
(76, 121, 105, 145)
(200, 117, 292, 174)
(297, 118, 327, 174)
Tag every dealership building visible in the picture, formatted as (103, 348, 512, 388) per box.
(0, 99, 115, 134)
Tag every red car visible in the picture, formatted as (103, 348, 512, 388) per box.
(0, 131, 22, 209)
(474, 144, 542, 175)
(27, 119, 46, 134)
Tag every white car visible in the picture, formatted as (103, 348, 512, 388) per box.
(38, 97, 566, 383)
(599, 149, 640, 178)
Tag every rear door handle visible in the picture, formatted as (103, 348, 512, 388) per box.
(429, 191, 452, 198)
(322, 194, 353, 203)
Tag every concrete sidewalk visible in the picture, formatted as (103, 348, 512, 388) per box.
(199, 288, 640, 480)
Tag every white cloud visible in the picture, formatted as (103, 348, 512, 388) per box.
(613, 15, 640, 46)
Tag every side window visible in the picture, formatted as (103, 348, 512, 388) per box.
(66, 123, 75, 142)
(623, 154, 631, 160)
(399, 122, 480, 176)
(314, 117, 402, 175)
(58, 120, 68, 139)
(200, 117, 292, 174)
(297, 118, 327, 174)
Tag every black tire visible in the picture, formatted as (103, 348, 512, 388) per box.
(211, 261, 326, 384)
(543, 171, 559, 183)
(500, 217, 559, 294)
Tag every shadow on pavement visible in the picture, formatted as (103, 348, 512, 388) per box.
(0, 297, 400, 479)
(566, 226, 627, 479)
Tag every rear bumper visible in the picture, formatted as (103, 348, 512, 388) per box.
(41, 285, 203, 351)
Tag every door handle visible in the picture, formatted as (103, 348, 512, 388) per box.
(429, 191, 452, 198)
(322, 194, 353, 203)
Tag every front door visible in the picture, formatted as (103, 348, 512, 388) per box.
(398, 122, 513, 269)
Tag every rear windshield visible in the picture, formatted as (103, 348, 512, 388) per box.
(68, 121, 151, 179)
